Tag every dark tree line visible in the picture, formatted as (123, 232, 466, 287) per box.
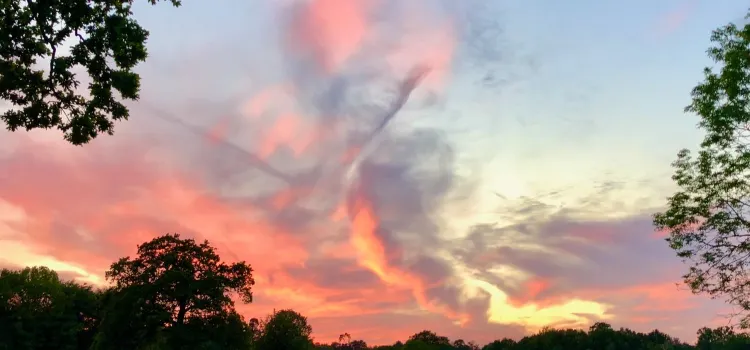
(1, 233, 749, 350)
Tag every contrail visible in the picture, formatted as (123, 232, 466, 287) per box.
(140, 102, 294, 183)
(340, 65, 432, 212)
(138, 65, 429, 212)
(346, 65, 431, 170)
(361, 65, 431, 151)
(137, 102, 299, 264)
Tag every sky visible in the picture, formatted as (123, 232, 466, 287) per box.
(1, 0, 749, 346)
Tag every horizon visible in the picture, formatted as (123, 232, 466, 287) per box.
(1, 0, 747, 346)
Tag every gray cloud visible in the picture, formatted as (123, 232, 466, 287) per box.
(454, 193, 683, 303)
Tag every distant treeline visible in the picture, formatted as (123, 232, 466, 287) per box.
(0, 234, 748, 350)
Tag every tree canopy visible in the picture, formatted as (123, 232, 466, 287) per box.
(94, 233, 255, 349)
(653, 9, 750, 327)
(106, 233, 255, 323)
(0, 0, 180, 145)
(254, 309, 314, 350)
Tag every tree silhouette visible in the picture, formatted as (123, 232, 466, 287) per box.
(0, 266, 99, 350)
(95, 233, 254, 348)
(255, 309, 314, 350)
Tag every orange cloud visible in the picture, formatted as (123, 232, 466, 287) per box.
(348, 189, 470, 325)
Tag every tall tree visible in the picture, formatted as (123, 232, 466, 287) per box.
(95, 233, 254, 348)
(0, 0, 181, 145)
(653, 9, 750, 327)
(255, 309, 314, 350)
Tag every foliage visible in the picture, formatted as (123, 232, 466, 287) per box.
(106, 233, 255, 323)
(0, 0, 180, 145)
(653, 9, 750, 327)
(481, 339, 516, 350)
(407, 330, 452, 348)
(174, 311, 254, 350)
(254, 309, 314, 350)
(0, 266, 100, 350)
(91, 285, 171, 350)
(697, 326, 750, 350)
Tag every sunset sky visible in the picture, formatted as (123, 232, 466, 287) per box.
(1, 0, 748, 346)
